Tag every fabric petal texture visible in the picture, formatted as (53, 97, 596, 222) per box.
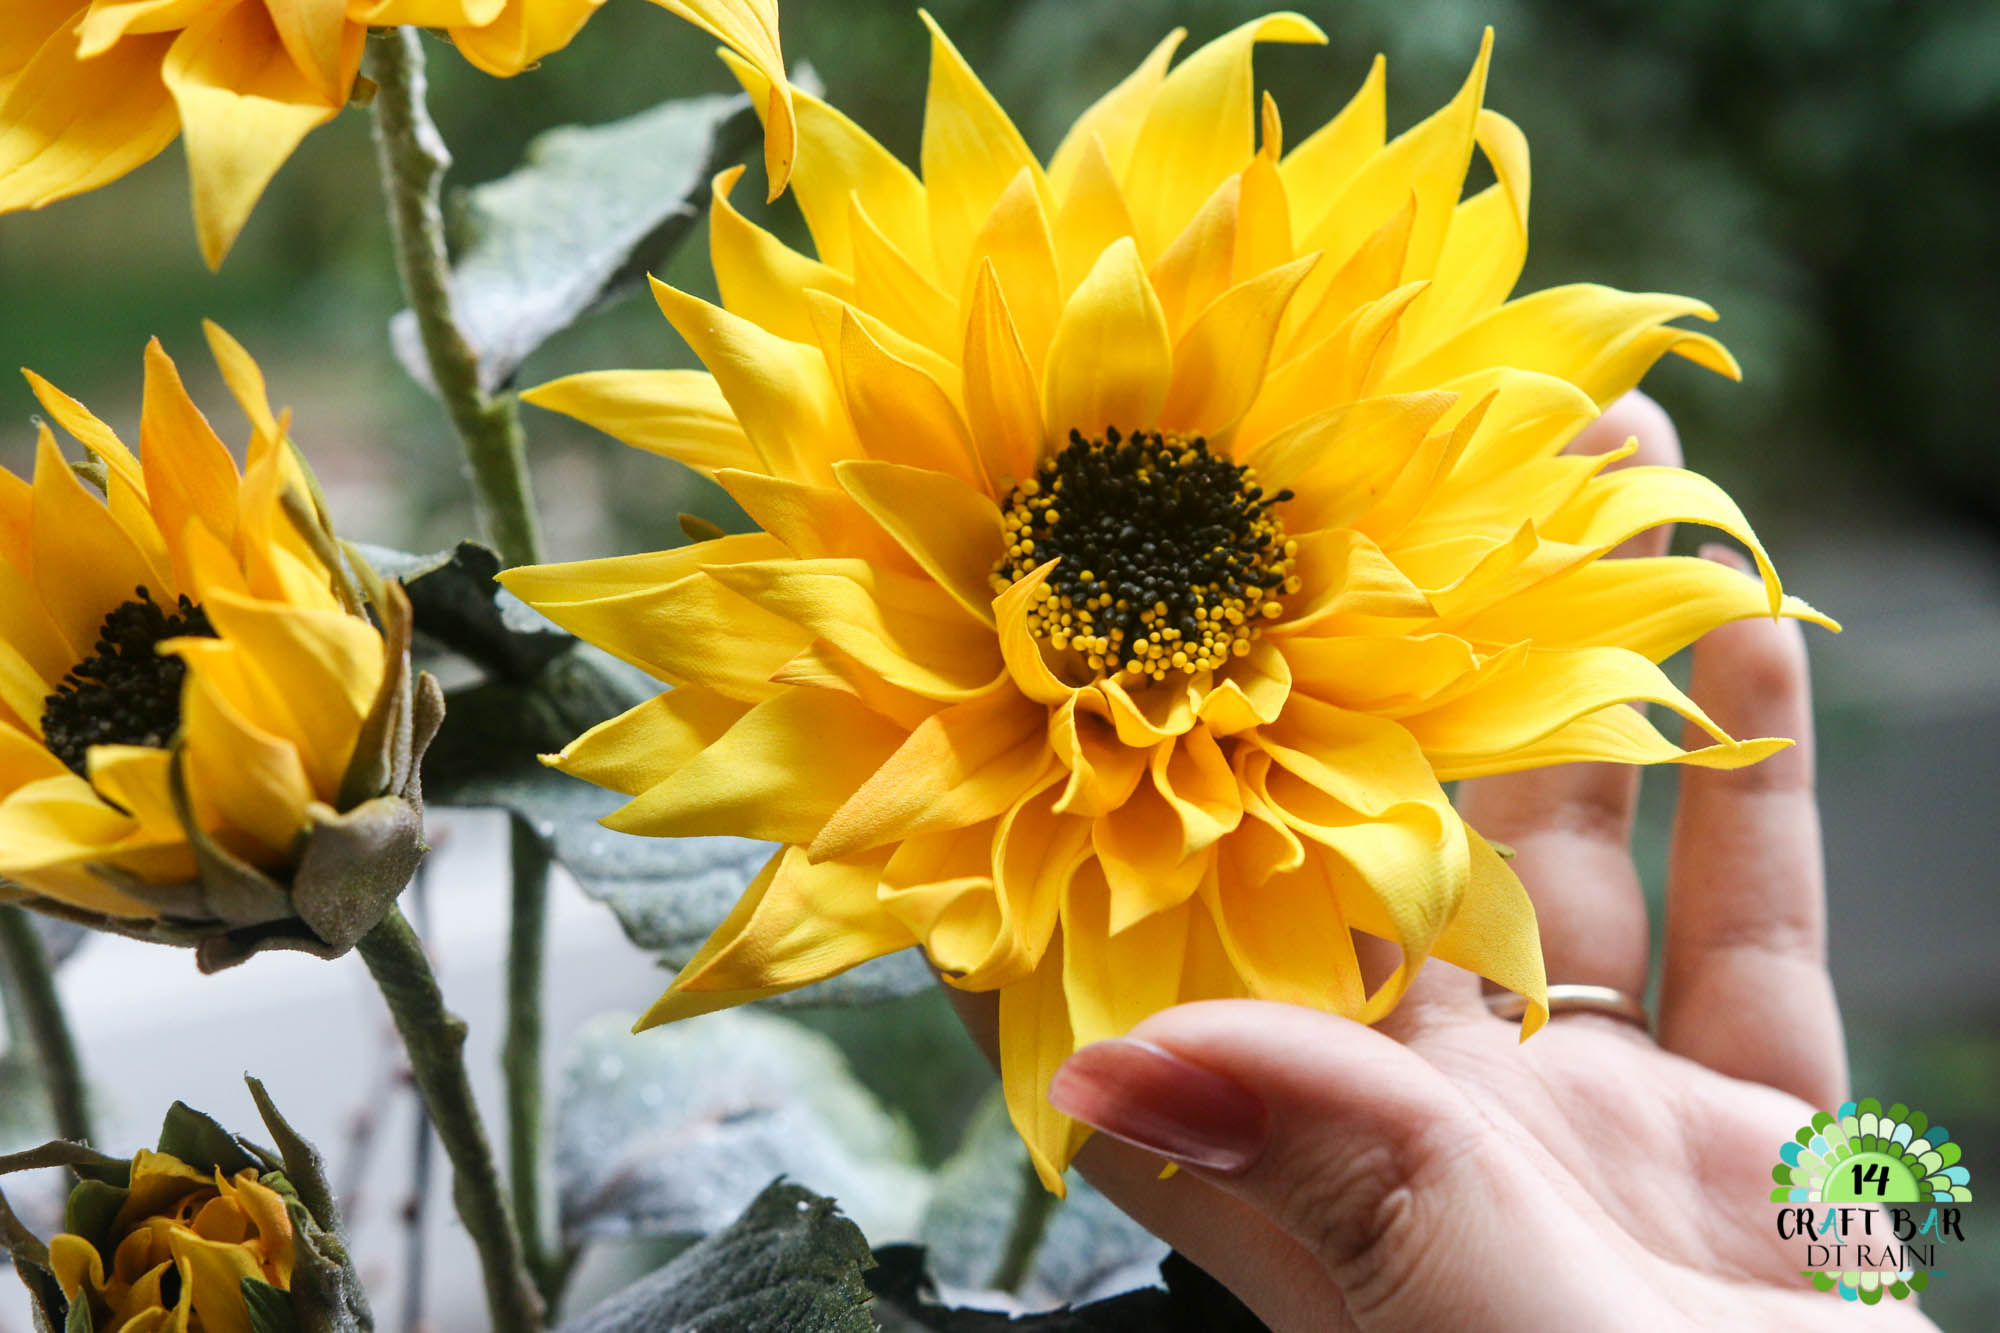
(1, 0, 792, 263)
(0, 329, 437, 970)
(505, 12, 1828, 1191)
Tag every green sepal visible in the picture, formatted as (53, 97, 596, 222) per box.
(241, 1279, 299, 1333)
(63, 1288, 93, 1333)
(60, 1181, 124, 1248)
(157, 1102, 259, 1178)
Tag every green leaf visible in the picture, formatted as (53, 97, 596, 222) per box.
(423, 654, 933, 1008)
(358, 542, 570, 683)
(240, 1279, 299, 1333)
(556, 1180, 877, 1333)
(63, 1285, 92, 1333)
(390, 92, 758, 395)
(242, 1080, 372, 1333)
(867, 1247, 1267, 1332)
(555, 1011, 929, 1249)
(155, 1103, 258, 1178)
(915, 1091, 1164, 1308)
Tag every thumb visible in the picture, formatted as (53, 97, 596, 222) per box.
(1049, 1000, 1627, 1331)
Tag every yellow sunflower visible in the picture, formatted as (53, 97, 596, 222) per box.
(0, 0, 791, 266)
(503, 11, 1832, 1189)
(0, 325, 434, 969)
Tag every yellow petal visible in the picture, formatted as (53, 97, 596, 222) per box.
(1543, 464, 1783, 613)
(444, 0, 605, 79)
(1159, 252, 1318, 439)
(710, 164, 853, 344)
(961, 262, 1047, 493)
(917, 10, 1050, 293)
(834, 458, 1006, 623)
(834, 306, 984, 486)
(959, 167, 1062, 370)
(0, 548, 71, 686)
(1048, 692, 1145, 818)
(173, 639, 317, 859)
(140, 339, 240, 587)
(1398, 108, 1529, 359)
(1383, 283, 1739, 408)
(1432, 826, 1545, 1037)
(713, 468, 913, 569)
(521, 572, 806, 702)
(649, 277, 852, 484)
(1062, 861, 1188, 1048)
(1282, 632, 1483, 717)
(705, 557, 1001, 700)
(1, 1, 79, 99)
(1246, 273, 1426, 452)
(23, 369, 146, 490)
(1254, 391, 1456, 530)
(652, 0, 793, 197)
(86, 745, 181, 837)
(1276, 527, 1432, 632)
(0, 719, 66, 790)
(0, 17, 178, 215)
(1050, 135, 1139, 298)
(1148, 175, 1240, 341)
(166, 1229, 259, 1333)
(997, 934, 1079, 1194)
(1300, 29, 1489, 289)
(719, 45, 923, 268)
(1046, 28, 1184, 197)
(647, 844, 912, 1019)
(522, 369, 757, 478)
(1122, 12, 1326, 260)
(811, 688, 1049, 861)
(770, 638, 942, 732)
(1207, 831, 1365, 1015)
(30, 426, 156, 662)
(846, 195, 959, 357)
(602, 686, 908, 842)
(1042, 237, 1172, 440)
(162, 3, 352, 268)
(550, 686, 749, 798)
(1090, 761, 1211, 932)
(197, 589, 379, 796)
(1452, 554, 1836, 662)
(200, 320, 281, 442)
(991, 562, 1076, 707)
(266, 0, 350, 103)
(1402, 644, 1767, 772)
(1280, 52, 1384, 245)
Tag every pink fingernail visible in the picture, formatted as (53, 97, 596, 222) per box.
(1698, 542, 1749, 572)
(1049, 1038, 1269, 1173)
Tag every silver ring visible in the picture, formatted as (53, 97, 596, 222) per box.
(1487, 983, 1651, 1031)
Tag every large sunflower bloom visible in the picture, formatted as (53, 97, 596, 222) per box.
(504, 12, 1832, 1189)
(0, 325, 432, 967)
(0, 0, 791, 266)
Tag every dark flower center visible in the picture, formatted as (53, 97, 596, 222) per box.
(41, 588, 216, 779)
(991, 427, 1298, 681)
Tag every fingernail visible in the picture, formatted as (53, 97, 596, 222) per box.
(1048, 1038, 1268, 1173)
(1698, 542, 1749, 572)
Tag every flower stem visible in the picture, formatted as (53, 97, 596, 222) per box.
(503, 817, 557, 1306)
(0, 906, 92, 1145)
(357, 905, 543, 1333)
(365, 27, 545, 570)
(988, 1155, 1057, 1293)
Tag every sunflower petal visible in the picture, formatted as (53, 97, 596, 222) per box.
(1432, 827, 1545, 1037)
(162, 3, 351, 268)
(1043, 237, 1172, 440)
(997, 929, 1081, 1194)
(0, 18, 178, 216)
(522, 369, 758, 478)
(653, 0, 794, 197)
(918, 11, 1049, 291)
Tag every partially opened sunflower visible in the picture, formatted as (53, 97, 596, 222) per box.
(0, 325, 436, 970)
(0, 0, 792, 266)
(504, 11, 1832, 1189)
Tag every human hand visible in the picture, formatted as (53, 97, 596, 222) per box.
(999, 394, 1936, 1332)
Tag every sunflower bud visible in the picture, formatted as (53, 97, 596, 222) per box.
(0, 328, 442, 971)
(1, 1086, 367, 1333)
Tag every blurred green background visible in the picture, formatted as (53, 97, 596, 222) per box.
(2, 0, 1994, 1325)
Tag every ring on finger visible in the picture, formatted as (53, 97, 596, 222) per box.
(1487, 983, 1651, 1032)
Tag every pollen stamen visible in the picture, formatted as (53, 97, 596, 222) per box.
(991, 428, 1295, 682)
(41, 587, 217, 779)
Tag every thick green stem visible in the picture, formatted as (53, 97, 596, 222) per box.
(503, 817, 557, 1306)
(357, 906, 543, 1333)
(365, 28, 544, 569)
(988, 1155, 1058, 1293)
(0, 906, 92, 1145)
